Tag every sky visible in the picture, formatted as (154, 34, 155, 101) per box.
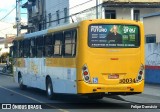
(0, 0, 17, 23)
(0, 0, 27, 37)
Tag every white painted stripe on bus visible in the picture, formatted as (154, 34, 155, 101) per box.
(0, 85, 69, 112)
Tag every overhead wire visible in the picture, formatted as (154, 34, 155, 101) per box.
(46, 3, 102, 24)
(47, 0, 94, 18)
(0, 6, 17, 36)
(0, 7, 16, 22)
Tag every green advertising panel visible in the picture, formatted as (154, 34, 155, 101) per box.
(88, 24, 140, 48)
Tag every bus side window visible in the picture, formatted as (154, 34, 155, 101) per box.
(36, 36, 44, 57)
(19, 40, 24, 58)
(64, 29, 77, 57)
(23, 39, 30, 58)
(54, 32, 63, 57)
(44, 34, 54, 57)
(64, 31, 72, 56)
(72, 30, 77, 57)
(9, 46, 13, 58)
(30, 38, 36, 58)
(13, 41, 19, 58)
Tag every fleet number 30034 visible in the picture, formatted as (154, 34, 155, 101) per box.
(119, 78, 136, 84)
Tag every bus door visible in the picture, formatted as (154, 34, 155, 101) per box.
(29, 37, 46, 88)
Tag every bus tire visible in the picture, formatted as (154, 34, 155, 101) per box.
(18, 74, 27, 90)
(46, 77, 54, 100)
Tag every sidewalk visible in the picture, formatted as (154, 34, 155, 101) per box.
(144, 83, 160, 97)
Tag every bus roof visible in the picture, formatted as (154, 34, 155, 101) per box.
(14, 19, 141, 40)
(24, 29, 48, 38)
(47, 22, 79, 33)
(20, 22, 80, 39)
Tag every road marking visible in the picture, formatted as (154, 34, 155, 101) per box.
(0, 85, 69, 112)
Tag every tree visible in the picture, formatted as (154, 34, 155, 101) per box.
(0, 52, 9, 63)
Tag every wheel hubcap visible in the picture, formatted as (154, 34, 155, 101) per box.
(47, 84, 51, 96)
(19, 77, 23, 85)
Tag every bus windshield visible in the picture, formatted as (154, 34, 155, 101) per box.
(88, 24, 140, 48)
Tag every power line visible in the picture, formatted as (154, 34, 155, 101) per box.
(46, 3, 102, 24)
(48, 0, 94, 18)
(69, 0, 94, 10)
(0, 7, 16, 22)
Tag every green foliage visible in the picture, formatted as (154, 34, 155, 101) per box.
(0, 52, 9, 63)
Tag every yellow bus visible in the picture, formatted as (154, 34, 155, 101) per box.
(11, 19, 145, 99)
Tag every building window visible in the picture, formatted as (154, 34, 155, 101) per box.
(145, 34, 156, 43)
(56, 10, 60, 24)
(48, 13, 52, 27)
(105, 10, 116, 19)
(134, 10, 140, 21)
(64, 8, 68, 23)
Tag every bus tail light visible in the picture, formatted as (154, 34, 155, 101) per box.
(136, 64, 144, 83)
(83, 71, 88, 75)
(82, 64, 90, 83)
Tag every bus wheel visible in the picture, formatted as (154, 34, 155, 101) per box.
(46, 78, 54, 100)
(18, 74, 27, 90)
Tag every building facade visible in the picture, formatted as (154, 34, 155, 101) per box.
(143, 12, 160, 43)
(0, 35, 15, 56)
(102, 0, 160, 21)
(22, 0, 46, 33)
(22, 0, 160, 33)
(45, 0, 102, 28)
(143, 12, 160, 84)
(145, 42, 160, 84)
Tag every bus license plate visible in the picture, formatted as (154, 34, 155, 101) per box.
(108, 74, 119, 79)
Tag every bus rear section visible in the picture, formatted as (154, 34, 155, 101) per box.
(77, 20, 145, 97)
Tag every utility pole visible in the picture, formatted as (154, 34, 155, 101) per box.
(131, 8, 134, 20)
(96, 0, 98, 19)
(16, 0, 22, 37)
